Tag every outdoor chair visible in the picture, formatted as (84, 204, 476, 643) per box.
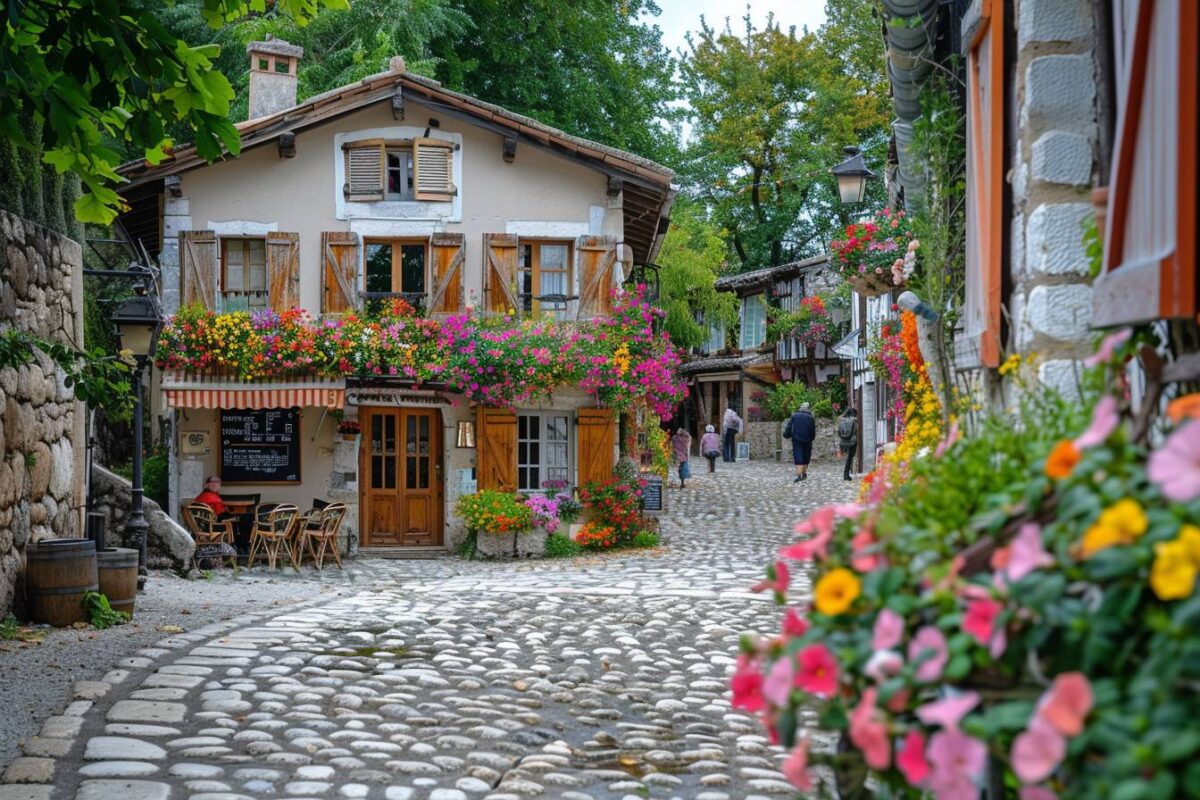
(296, 502, 347, 571)
(183, 503, 238, 570)
(247, 504, 300, 570)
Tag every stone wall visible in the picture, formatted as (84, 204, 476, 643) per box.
(0, 208, 86, 617)
(89, 465, 195, 574)
(745, 420, 841, 464)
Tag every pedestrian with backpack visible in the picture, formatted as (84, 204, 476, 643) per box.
(722, 405, 742, 463)
(838, 408, 859, 481)
(783, 402, 817, 483)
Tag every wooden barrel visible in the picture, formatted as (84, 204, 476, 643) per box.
(96, 548, 138, 616)
(25, 539, 98, 627)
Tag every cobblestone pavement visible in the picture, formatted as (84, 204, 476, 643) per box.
(1, 460, 856, 800)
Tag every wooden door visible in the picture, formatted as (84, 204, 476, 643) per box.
(361, 408, 442, 546)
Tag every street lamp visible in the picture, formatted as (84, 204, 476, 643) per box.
(111, 292, 162, 591)
(831, 146, 876, 205)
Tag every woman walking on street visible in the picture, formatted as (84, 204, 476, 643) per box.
(700, 424, 721, 475)
(722, 405, 742, 462)
(838, 407, 859, 481)
(671, 427, 693, 488)
(783, 402, 817, 483)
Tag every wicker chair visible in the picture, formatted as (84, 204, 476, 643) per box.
(183, 503, 237, 570)
(247, 504, 300, 570)
(296, 502, 347, 570)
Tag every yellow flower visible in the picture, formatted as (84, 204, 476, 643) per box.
(1080, 524, 1124, 558)
(1150, 540, 1197, 600)
(1097, 499, 1148, 541)
(814, 568, 861, 616)
(1178, 525, 1200, 563)
(999, 353, 1021, 376)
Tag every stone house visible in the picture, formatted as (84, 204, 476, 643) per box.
(114, 43, 676, 554)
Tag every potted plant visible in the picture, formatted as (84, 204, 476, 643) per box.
(337, 419, 361, 441)
(456, 489, 535, 559)
(829, 207, 918, 297)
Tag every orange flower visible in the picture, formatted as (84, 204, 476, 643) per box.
(1167, 393, 1200, 423)
(1045, 440, 1082, 479)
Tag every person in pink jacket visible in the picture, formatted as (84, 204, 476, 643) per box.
(700, 424, 721, 475)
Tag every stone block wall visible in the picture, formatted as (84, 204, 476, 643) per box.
(0, 209, 86, 617)
(89, 465, 195, 574)
(1000, 0, 1102, 400)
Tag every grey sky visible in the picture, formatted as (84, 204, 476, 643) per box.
(651, 1, 827, 57)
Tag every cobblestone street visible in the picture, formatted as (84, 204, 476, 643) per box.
(2, 460, 855, 800)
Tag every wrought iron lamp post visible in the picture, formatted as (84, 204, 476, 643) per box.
(831, 146, 876, 205)
(111, 293, 162, 591)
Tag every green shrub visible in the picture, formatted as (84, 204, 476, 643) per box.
(82, 592, 130, 630)
(543, 534, 582, 558)
(143, 450, 168, 510)
(455, 490, 532, 533)
(631, 531, 661, 548)
(765, 381, 837, 420)
(454, 530, 478, 559)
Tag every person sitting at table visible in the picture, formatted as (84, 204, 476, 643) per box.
(194, 475, 237, 520)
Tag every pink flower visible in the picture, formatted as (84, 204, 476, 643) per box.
(1074, 395, 1119, 449)
(864, 650, 904, 683)
(780, 504, 857, 561)
(897, 730, 930, 787)
(1012, 716, 1066, 784)
(1020, 788, 1059, 800)
(762, 655, 794, 707)
(963, 598, 1004, 655)
(1083, 327, 1132, 367)
(1002, 523, 1055, 583)
(781, 736, 812, 791)
(873, 608, 905, 651)
(927, 729, 987, 800)
(751, 560, 790, 599)
(848, 688, 891, 770)
(731, 654, 765, 712)
(1037, 672, 1093, 737)
(851, 528, 884, 572)
(908, 626, 949, 682)
(916, 691, 980, 730)
(1148, 420, 1200, 502)
(935, 421, 961, 457)
(794, 643, 839, 697)
(781, 607, 809, 638)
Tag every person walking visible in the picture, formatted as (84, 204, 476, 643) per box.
(700, 424, 721, 475)
(837, 407, 859, 481)
(671, 427, 693, 488)
(783, 402, 817, 483)
(722, 405, 742, 463)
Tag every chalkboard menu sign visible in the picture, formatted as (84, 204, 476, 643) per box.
(641, 474, 664, 516)
(219, 408, 301, 483)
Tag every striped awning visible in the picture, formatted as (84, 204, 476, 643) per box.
(162, 373, 345, 410)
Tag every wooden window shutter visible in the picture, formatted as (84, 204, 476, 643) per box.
(428, 233, 465, 314)
(413, 138, 455, 201)
(576, 408, 616, 489)
(179, 230, 218, 311)
(575, 236, 619, 320)
(266, 232, 300, 311)
(321, 231, 360, 314)
(345, 144, 384, 201)
(475, 406, 517, 491)
(961, 0, 1005, 368)
(1095, 0, 1198, 325)
(483, 233, 520, 313)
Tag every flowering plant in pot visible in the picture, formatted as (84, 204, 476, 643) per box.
(336, 419, 361, 439)
(830, 208, 917, 296)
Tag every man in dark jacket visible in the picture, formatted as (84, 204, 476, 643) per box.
(784, 402, 817, 483)
(838, 408, 859, 481)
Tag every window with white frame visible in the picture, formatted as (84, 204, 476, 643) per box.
(517, 413, 571, 491)
(740, 293, 767, 350)
(703, 321, 725, 354)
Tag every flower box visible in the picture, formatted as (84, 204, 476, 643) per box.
(474, 529, 547, 559)
(847, 271, 898, 298)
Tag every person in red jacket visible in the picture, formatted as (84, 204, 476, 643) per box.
(194, 475, 230, 517)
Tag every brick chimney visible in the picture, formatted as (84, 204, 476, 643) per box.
(246, 36, 304, 120)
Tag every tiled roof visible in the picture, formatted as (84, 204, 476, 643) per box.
(713, 255, 829, 291)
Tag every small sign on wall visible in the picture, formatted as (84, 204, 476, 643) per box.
(737, 441, 751, 462)
(180, 430, 211, 456)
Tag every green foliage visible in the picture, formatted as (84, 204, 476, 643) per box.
(0, 331, 132, 413)
(143, 449, 169, 510)
(454, 530, 478, 560)
(579, 477, 644, 545)
(631, 530, 661, 549)
(455, 490, 532, 533)
(2, 0, 347, 224)
(82, 592, 130, 630)
(0, 614, 19, 640)
(543, 534, 582, 559)
(1083, 213, 1104, 279)
(655, 201, 738, 349)
(0, 115, 82, 239)
(678, 5, 891, 270)
(764, 379, 846, 421)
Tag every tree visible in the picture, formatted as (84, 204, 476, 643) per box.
(677, 4, 891, 272)
(0, 0, 347, 224)
(655, 201, 738, 350)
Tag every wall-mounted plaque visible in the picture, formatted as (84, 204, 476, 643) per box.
(180, 430, 211, 456)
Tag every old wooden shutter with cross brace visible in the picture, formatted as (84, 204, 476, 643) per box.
(179, 230, 218, 311)
(322, 231, 361, 314)
(483, 233, 519, 313)
(266, 232, 301, 311)
(475, 406, 517, 491)
(428, 233, 465, 314)
(575, 235, 619, 320)
(576, 408, 616, 489)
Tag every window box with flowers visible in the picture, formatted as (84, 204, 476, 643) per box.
(830, 207, 919, 297)
(455, 489, 538, 559)
(336, 419, 361, 441)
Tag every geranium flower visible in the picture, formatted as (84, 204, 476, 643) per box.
(814, 568, 861, 616)
(1045, 440, 1081, 479)
(963, 598, 1005, 656)
(1012, 716, 1066, 784)
(1073, 395, 1119, 449)
(781, 607, 809, 638)
(1037, 672, 1093, 737)
(1148, 421, 1200, 502)
(848, 688, 891, 770)
(927, 729, 987, 800)
(781, 736, 812, 791)
(1083, 327, 1132, 367)
(908, 626, 948, 682)
(873, 607, 905, 651)
(916, 691, 980, 731)
(897, 730, 930, 787)
(751, 560, 790, 600)
(730, 654, 765, 712)
(794, 643, 839, 697)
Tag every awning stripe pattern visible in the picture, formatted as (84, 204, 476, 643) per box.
(162, 373, 344, 410)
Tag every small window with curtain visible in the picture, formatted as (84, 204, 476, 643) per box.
(741, 293, 767, 349)
(221, 238, 268, 311)
(517, 241, 572, 319)
(517, 412, 571, 492)
(364, 239, 427, 314)
(344, 138, 456, 203)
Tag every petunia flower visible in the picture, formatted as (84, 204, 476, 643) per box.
(927, 729, 987, 800)
(1011, 716, 1066, 784)
(897, 729, 930, 787)
(1001, 523, 1055, 583)
(851, 528, 885, 572)
(1083, 327, 1132, 367)
(848, 688, 891, 770)
(916, 691, 980, 731)
(1020, 787, 1059, 800)
(794, 643, 839, 697)
(908, 626, 949, 682)
(751, 560, 791, 600)
(781, 736, 812, 791)
(762, 654, 795, 707)
(730, 654, 765, 712)
(1037, 672, 1093, 737)
(962, 598, 1004, 656)
(1073, 395, 1119, 449)
(1148, 421, 1200, 502)
(873, 608, 905, 651)
(781, 607, 809, 638)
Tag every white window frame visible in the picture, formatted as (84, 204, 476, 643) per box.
(740, 293, 767, 350)
(384, 148, 415, 201)
(517, 411, 572, 492)
(334, 127, 463, 223)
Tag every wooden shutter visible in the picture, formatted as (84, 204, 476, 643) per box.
(484, 233, 520, 313)
(576, 408, 616, 489)
(1095, 0, 1198, 325)
(266, 232, 300, 311)
(179, 230, 218, 311)
(345, 143, 384, 201)
(575, 236, 619, 320)
(428, 233, 465, 314)
(476, 406, 517, 491)
(413, 138, 455, 201)
(961, 0, 1005, 368)
(322, 231, 360, 314)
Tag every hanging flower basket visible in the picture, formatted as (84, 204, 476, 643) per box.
(847, 271, 899, 298)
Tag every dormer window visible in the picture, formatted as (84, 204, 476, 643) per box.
(343, 138, 455, 202)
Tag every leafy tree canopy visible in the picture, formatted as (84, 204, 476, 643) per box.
(655, 200, 738, 350)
